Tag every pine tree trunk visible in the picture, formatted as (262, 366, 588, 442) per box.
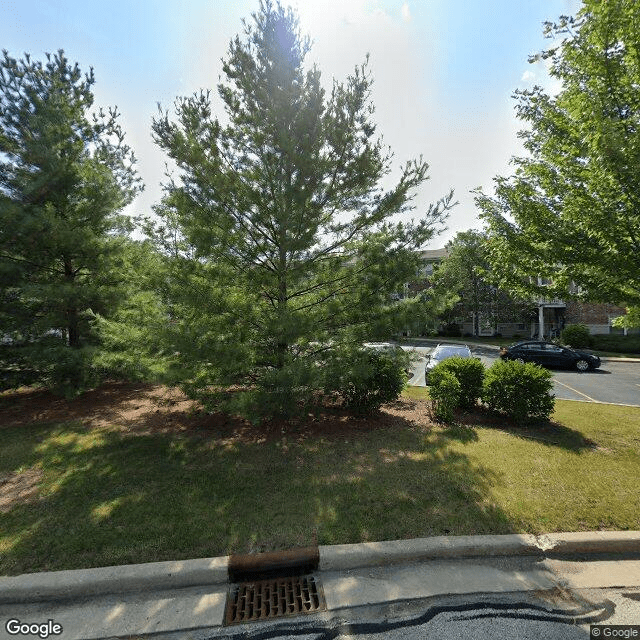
(64, 259, 80, 348)
(276, 251, 287, 369)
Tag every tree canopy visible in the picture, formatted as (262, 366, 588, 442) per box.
(432, 230, 535, 335)
(150, 0, 454, 419)
(0, 49, 142, 393)
(475, 0, 640, 323)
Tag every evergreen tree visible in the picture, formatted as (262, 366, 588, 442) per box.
(151, 1, 454, 419)
(0, 50, 142, 394)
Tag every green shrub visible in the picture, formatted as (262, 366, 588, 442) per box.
(428, 367, 461, 423)
(330, 348, 407, 414)
(482, 359, 555, 423)
(590, 334, 640, 354)
(440, 322, 462, 337)
(561, 324, 592, 348)
(434, 356, 485, 410)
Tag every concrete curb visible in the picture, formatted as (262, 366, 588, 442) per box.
(2, 532, 639, 605)
(319, 531, 640, 571)
(0, 556, 229, 604)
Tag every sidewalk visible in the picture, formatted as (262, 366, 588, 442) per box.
(2, 532, 639, 639)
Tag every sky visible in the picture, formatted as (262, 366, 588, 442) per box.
(1, 0, 581, 248)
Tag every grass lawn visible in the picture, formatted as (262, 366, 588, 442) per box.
(1, 382, 639, 576)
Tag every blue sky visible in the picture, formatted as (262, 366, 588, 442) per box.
(1, 0, 581, 246)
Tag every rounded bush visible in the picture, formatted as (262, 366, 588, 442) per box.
(428, 367, 461, 423)
(560, 324, 592, 349)
(336, 349, 407, 414)
(434, 356, 485, 410)
(482, 359, 555, 422)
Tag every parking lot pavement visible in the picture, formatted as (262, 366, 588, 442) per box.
(402, 345, 640, 407)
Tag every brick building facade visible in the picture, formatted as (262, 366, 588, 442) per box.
(410, 249, 629, 338)
(564, 301, 627, 335)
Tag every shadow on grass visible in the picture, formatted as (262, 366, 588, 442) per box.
(456, 406, 598, 453)
(0, 400, 515, 575)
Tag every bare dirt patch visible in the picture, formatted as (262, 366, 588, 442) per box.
(0, 382, 434, 444)
(0, 467, 43, 514)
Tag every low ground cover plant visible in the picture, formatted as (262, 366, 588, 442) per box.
(482, 359, 555, 423)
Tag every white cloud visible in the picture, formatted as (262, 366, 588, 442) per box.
(401, 2, 411, 22)
(521, 70, 536, 83)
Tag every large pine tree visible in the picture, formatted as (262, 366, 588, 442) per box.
(0, 50, 142, 393)
(151, 1, 454, 419)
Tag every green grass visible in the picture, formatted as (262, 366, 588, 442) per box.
(1, 393, 639, 575)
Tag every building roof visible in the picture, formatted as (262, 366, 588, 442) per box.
(419, 248, 448, 260)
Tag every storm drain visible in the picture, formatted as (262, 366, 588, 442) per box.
(224, 574, 326, 625)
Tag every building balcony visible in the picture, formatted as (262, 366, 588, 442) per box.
(537, 297, 566, 308)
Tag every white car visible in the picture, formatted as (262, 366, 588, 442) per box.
(425, 343, 472, 383)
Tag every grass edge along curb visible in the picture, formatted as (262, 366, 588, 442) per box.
(2, 532, 640, 604)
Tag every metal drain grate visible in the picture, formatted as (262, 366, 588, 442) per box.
(225, 574, 326, 625)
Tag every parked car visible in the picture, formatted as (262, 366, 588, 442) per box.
(425, 343, 473, 383)
(499, 341, 600, 371)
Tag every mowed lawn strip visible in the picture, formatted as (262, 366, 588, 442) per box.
(0, 387, 639, 576)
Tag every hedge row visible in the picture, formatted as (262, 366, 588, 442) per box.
(560, 324, 640, 354)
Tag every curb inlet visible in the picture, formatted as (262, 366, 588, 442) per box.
(224, 574, 326, 625)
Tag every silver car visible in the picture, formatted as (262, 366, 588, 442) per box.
(425, 343, 472, 383)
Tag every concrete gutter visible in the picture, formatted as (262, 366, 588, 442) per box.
(1, 532, 639, 605)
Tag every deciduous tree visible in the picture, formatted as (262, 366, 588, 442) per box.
(432, 230, 534, 336)
(475, 0, 640, 321)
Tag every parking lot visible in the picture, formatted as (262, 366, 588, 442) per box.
(403, 343, 640, 407)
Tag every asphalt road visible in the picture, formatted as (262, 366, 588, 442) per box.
(402, 344, 640, 407)
(199, 588, 640, 640)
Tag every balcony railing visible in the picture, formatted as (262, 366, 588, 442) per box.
(537, 297, 566, 307)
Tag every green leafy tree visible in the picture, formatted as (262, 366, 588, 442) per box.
(612, 306, 640, 330)
(150, 1, 454, 420)
(0, 50, 142, 394)
(475, 0, 640, 314)
(433, 230, 534, 335)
